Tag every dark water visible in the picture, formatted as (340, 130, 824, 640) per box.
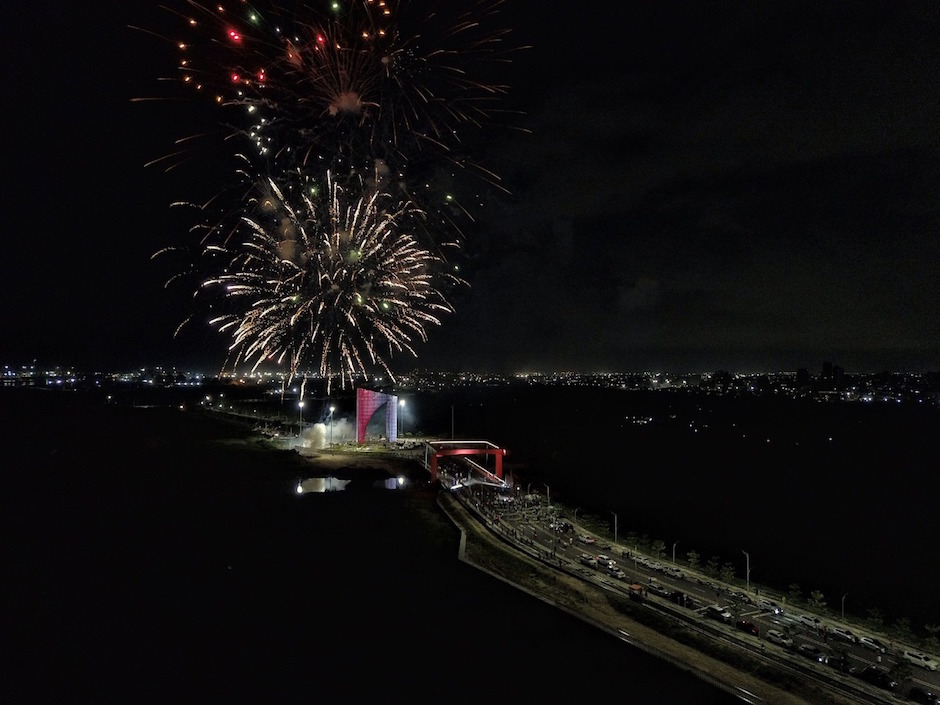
(2, 387, 740, 704)
(412, 383, 940, 631)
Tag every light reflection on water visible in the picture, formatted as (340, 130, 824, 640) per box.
(295, 477, 351, 494)
(295, 475, 407, 494)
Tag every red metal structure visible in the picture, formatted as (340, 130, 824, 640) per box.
(423, 440, 507, 484)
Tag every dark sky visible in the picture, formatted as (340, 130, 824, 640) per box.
(2, 1, 939, 375)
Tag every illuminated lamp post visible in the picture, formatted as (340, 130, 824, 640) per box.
(399, 399, 406, 438)
(329, 405, 335, 448)
(298, 400, 304, 437)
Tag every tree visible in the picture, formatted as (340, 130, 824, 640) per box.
(924, 623, 940, 651)
(808, 590, 826, 610)
(686, 549, 700, 570)
(787, 583, 802, 603)
(650, 539, 666, 559)
(867, 607, 884, 630)
(719, 562, 736, 584)
(705, 556, 720, 577)
(892, 616, 914, 642)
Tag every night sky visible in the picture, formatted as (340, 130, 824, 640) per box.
(3, 1, 938, 375)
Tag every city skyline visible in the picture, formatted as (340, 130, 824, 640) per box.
(2, 2, 938, 377)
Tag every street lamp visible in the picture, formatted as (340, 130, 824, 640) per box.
(329, 405, 335, 448)
(542, 483, 550, 507)
(841, 593, 848, 620)
(741, 549, 750, 593)
(399, 399, 406, 438)
(610, 511, 618, 544)
(298, 400, 305, 437)
(672, 541, 680, 564)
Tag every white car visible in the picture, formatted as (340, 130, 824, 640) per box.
(664, 566, 686, 580)
(798, 614, 824, 630)
(830, 626, 858, 644)
(577, 535, 596, 545)
(858, 635, 888, 653)
(766, 629, 794, 648)
(902, 650, 939, 671)
(579, 553, 598, 567)
(607, 565, 627, 580)
(757, 598, 783, 615)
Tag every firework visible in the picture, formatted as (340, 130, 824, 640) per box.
(142, 1, 521, 213)
(140, 0, 523, 384)
(183, 171, 459, 391)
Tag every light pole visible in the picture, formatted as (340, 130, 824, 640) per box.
(573, 507, 580, 523)
(399, 399, 406, 438)
(672, 541, 680, 564)
(329, 405, 335, 448)
(542, 483, 550, 508)
(841, 593, 848, 620)
(298, 400, 305, 437)
(741, 549, 750, 593)
(610, 511, 618, 544)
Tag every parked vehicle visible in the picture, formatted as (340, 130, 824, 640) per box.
(766, 629, 794, 648)
(797, 643, 828, 663)
(858, 665, 898, 690)
(909, 686, 940, 704)
(858, 635, 888, 653)
(579, 553, 597, 567)
(607, 565, 626, 580)
(735, 619, 760, 636)
(830, 626, 859, 644)
(827, 653, 857, 674)
(902, 649, 939, 671)
(647, 580, 672, 598)
(798, 614, 824, 630)
(706, 605, 733, 624)
(758, 598, 783, 615)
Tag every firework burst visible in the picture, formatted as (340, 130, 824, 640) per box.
(139, 0, 524, 384)
(189, 171, 459, 390)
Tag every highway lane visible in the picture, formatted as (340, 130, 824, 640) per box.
(460, 483, 940, 703)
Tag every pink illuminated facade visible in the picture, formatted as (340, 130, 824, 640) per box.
(355, 388, 399, 444)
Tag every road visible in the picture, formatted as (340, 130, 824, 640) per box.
(444, 475, 940, 704)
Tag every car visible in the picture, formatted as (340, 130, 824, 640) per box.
(909, 686, 940, 704)
(797, 643, 829, 663)
(648, 561, 665, 572)
(729, 590, 754, 605)
(830, 626, 859, 644)
(858, 665, 898, 690)
(735, 619, 760, 636)
(577, 535, 596, 545)
(902, 649, 939, 671)
(608, 566, 627, 580)
(758, 598, 783, 615)
(579, 553, 598, 567)
(595, 554, 613, 567)
(664, 566, 686, 580)
(798, 614, 824, 630)
(705, 605, 733, 624)
(827, 654, 857, 674)
(766, 629, 794, 648)
(858, 635, 888, 653)
(647, 581, 672, 598)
